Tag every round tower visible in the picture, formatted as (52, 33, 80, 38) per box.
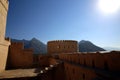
(47, 40, 79, 54)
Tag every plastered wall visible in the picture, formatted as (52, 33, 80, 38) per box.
(0, 0, 10, 72)
(0, 0, 8, 41)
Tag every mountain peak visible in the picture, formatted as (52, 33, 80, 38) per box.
(79, 40, 105, 52)
(79, 40, 92, 44)
(31, 37, 38, 41)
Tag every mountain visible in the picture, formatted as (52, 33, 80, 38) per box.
(29, 38, 47, 54)
(11, 38, 47, 54)
(79, 40, 105, 52)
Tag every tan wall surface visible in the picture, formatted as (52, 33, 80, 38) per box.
(0, 44, 9, 72)
(47, 40, 78, 54)
(103, 51, 120, 71)
(0, 0, 10, 72)
(0, 0, 8, 41)
(38, 55, 49, 67)
(58, 51, 120, 80)
(59, 52, 120, 70)
(8, 42, 33, 69)
(64, 63, 97, 80)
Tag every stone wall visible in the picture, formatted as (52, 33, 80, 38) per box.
(47, 40, 78, 54)
(0, 0, 10, 72)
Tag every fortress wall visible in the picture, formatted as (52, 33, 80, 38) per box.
(22, 49, 33, 67)
(8, 42, 33, 69)
(58, 51, 120, 71)
(82, 52, 105, 69)
(84, 53, 93, 67)
(37, 55, 65, 80)
(49, 57, 57, 65)
(10, 42, 24, 49)
(92, 53, 105, 69)
(64, 62, 97, 80)
(53, 62, 65, 80)
(58, 52, 120, 80)
(78, 54, 85, 65)
(0, 0, 10, 72)
(103, 51, 120, 71)
(38, 55, 49, 67)
(47, 40, 78, 54)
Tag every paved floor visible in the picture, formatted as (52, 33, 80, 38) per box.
(0, 69, 39, 79)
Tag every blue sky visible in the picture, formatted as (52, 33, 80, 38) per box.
(6, 0, 120, 48)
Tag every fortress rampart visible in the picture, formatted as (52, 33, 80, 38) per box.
(58, 51, 120, 80)
(47, 40, 78, 54)
(59, 51, 120, 71)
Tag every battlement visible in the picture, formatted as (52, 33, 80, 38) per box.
(48, 40, 77, 43)
(10, 42, 24, 49)
(58, 51, 120, 71)
(47, 40, 78, 54)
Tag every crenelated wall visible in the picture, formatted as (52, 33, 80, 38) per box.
(8, 42, 33, 69)
(58, 51, 120, 80)
(47, 40, 78, 54)
(0, 0, 10, 72)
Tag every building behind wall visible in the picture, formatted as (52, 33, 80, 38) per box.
(0, 0, 10, 72)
